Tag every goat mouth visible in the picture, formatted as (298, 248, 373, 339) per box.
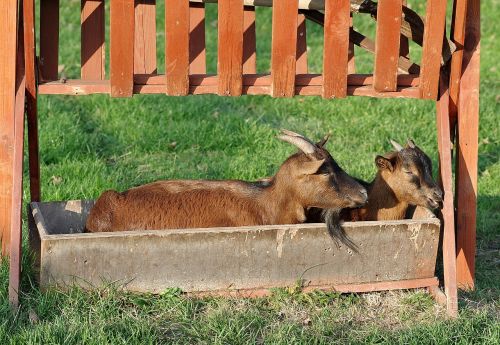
(426, 198, 441, 209)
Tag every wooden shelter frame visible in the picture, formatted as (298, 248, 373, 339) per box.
(0, 0, 480, 317)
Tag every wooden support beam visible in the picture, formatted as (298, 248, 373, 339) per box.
(271, 0, 298, 97)
(134, 0, 157, 74)
(24, 0, 41, 202)
(217, 0, 244, 96)
(436, 77, 458, 317)
(110, 0, 135, 97)
(456, 0, 479, 290)
(348, 14, 355, 74)
(40, 0, 59, 81)
(9, 3, 27, 308)
(0, 0, 18, 257)
(189, 2, 206, 74)
(81, 0, 106, 79)
(165, 0, 190, 95)
(322, 0, 350, 98)
(296, 14, 308, 74)
(420, 0, 448, 99)
(373, 0, 402, 92)
(243, 6, 256, 74)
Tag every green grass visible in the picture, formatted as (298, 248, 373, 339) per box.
(1, 0, 499, 343)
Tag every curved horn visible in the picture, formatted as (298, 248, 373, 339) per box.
(406, 139, 416, 148)
(278, 129, 317, 154)
(390, 139, 404, 152)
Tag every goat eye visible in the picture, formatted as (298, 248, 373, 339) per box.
(404, 170, 413, 175)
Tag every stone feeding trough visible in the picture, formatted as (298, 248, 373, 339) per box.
(28, 200, 441, 295)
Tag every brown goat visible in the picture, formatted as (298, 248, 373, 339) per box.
(309, 139, 443, 238)
(85, 130, 368, 233)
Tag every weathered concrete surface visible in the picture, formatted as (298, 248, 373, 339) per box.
(29, 200, 440, 293)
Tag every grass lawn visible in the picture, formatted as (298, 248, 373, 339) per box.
(1, 0, 499, 343)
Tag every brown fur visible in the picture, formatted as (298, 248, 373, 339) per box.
(341, 141, 443, 221)
(85, 132, 368, 232)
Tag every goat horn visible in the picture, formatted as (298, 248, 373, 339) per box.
(317, 133, 331, 148)
(406, 139, 416, 148)
(390, 139, 404, 152)
(278, 129, 317, 154)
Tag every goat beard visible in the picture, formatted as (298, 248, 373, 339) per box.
(321, 208, 358, 253)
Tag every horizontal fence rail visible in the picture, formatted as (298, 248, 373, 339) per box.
(37, 0, 449, 100)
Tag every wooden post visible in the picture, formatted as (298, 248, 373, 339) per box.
(322, 0, 350, 99)
(24, 0, 41, 202)
(436, 77, 458, 317)
(373, 0, 402, 92)
(296, 14, 308, 74)
(217, 0, 244, 96)
(110, 0, 135, 97)
(134, 0, 157, 74)
(0, 0, 18, 257)
(81, 0, 106, 79)
(271, 0, 298, 97)
(40, 0, 60, 81)
(165, 0, 190, 95)
(455, 0, 479, 290)
(9, 1, 27, 308)
(190, 2, 206, 74)
(243, 6, 256, 74)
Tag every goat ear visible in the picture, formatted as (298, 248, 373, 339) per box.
(406, 139, 416, 148)
(316, 133, 330, 148)
(375, 155, 395, 172)
(300, 158, 325, 175)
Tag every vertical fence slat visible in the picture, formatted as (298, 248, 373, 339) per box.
(243, 6, 256, 74)
(81, 0, 105, 79)
(218, 0, 244, 96)
(348, 14, 355, 74)
(449, 0, 468, 119)
(399, 0, 409, 61)
(24, 0, 41, 202)
(110, 0, 134, 97)
(40, 0, 59, 80)
(0, 0, 17, 256)
(373, 0, 402, 92)
(134, 0, 157, 74)
(165, 0, 189, 95)
(322, 0, 350, 98)
(271, 0, 298, 97)
(189, 2, 206, 74)
(419, 0, 448, 99)
(296, 14, 308, 74)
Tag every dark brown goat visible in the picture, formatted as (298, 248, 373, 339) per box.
(85, 130, 368, 233)
(309, 140, 443, 240)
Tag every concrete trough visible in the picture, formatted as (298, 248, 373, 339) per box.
(28, 200, 441, 295)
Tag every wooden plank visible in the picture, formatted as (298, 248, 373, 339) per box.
(0, 0, 17, 257)
(24, 0, 41, 202)
(217, 0, 244, 96)
(449, 0, 468, 128)
(436, 77, 458, 317)
(110, 0, 134, 97)
(81, 0, 105, 79)
(373, 0, 402, 92)
(399, 0, 409, 60)
(9, 3, 26, 308)
(189, 2, 206, 74)
(40, 0, 59, 81)
(322, 0, 350, 98)
(271, 0, 298, 97)
(165, 0, 190, 95)
(243, 6, 256, 74)
(348, 14, 355, 74)
(456, 0, 479, 290)
(134, 0, 157, 74)
(296, 14, 308, 74)
(419, 0, 448, 99)
(191, 277, 440, 298)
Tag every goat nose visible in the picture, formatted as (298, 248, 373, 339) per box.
(360, 189, 368, 202)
